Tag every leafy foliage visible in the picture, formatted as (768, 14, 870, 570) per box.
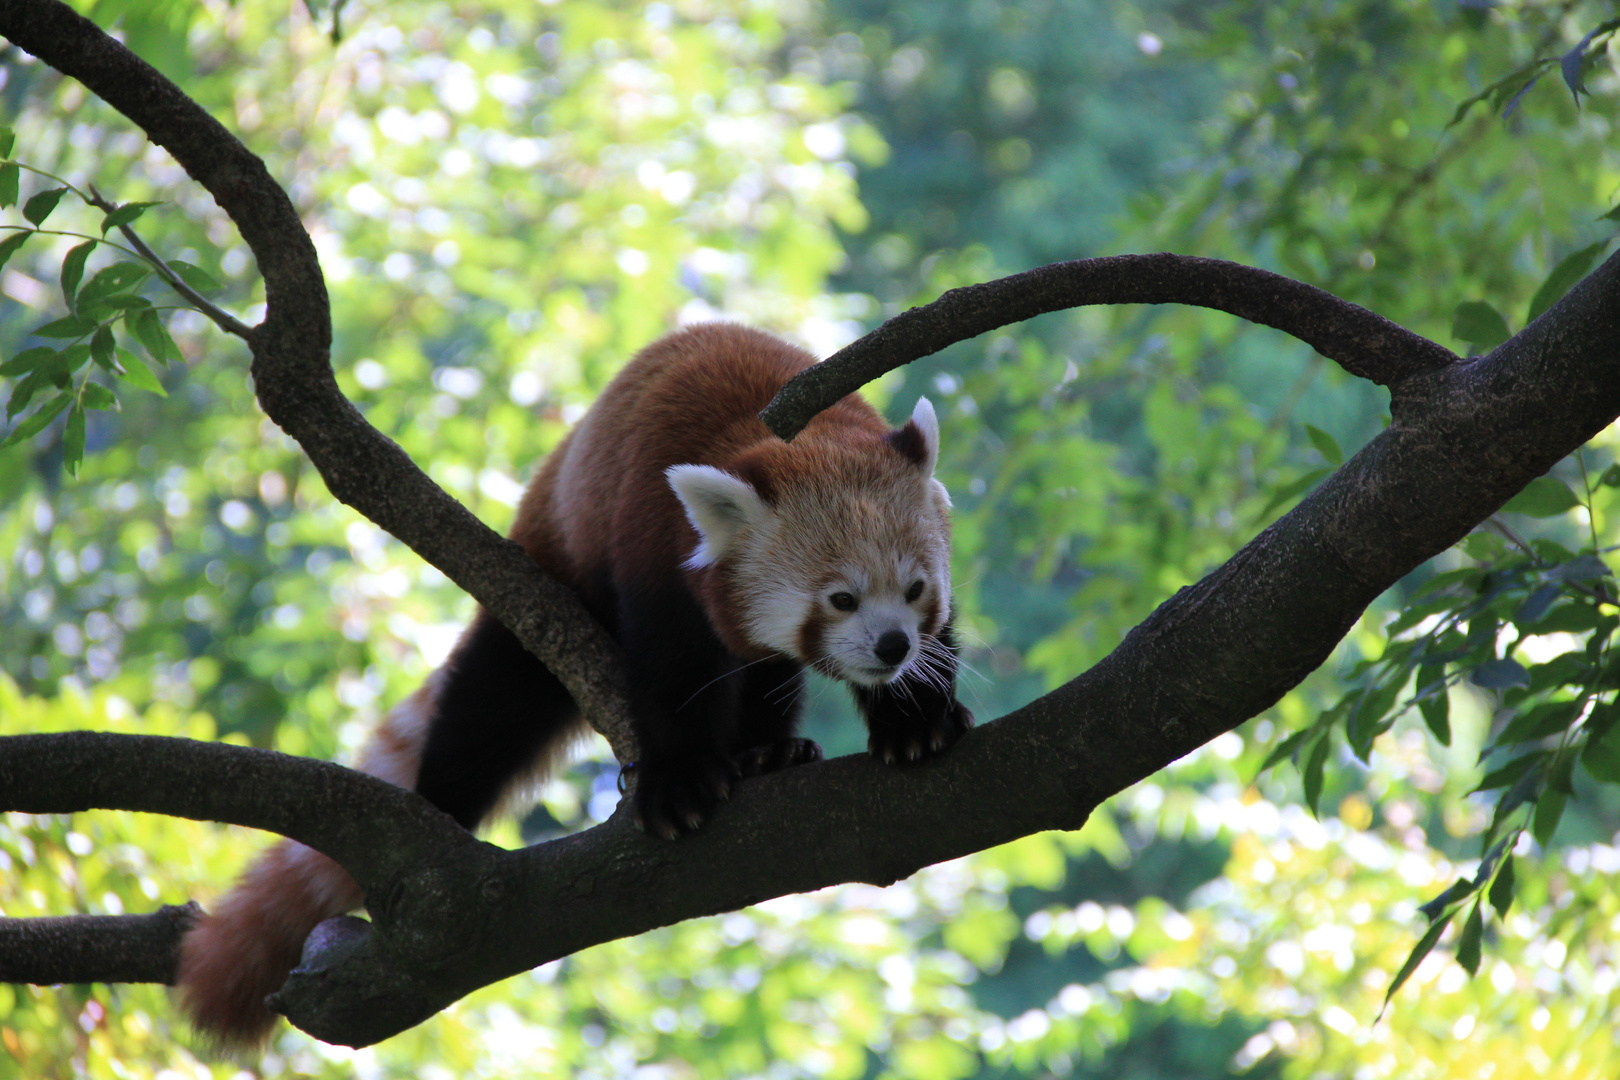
(5, 0, 1620, 1077)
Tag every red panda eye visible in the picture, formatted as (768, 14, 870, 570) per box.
(905, 580, 925, 603)
(829, 591, 858, 612)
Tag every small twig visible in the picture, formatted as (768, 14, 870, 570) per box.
(85, 184, 255, 342)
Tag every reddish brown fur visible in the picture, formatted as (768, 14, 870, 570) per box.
(516, 323, 894, 655)
(177, 324, 934, 1049)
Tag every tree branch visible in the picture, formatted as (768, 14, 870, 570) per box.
(0, 0, 641, 764)
(2, 249, 1616, 1046)
(0, 905, 199, 985)
(760, 253, 1459, 441)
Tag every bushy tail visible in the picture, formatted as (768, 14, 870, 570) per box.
(176, 683, 438, 1050)
(176, 839, 364, 1049)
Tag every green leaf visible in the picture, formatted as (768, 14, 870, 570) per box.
(113, 348, 167, 397)
(0, 230, 30, 274)
(1582, 728, 1620, 784)
(80, 383, 117, 411)
(131, 308, 180, 365)
(1302, 731, 1330, 816)
(1501, 476, 1580, 517)
(1451, 301, 1511, 349)
(1417, 670, 1450, 746)
(1527, 240, 1611, 322)
(77, 262, 150, 306)
(0, 126, 14, 159)
(31, 314, 95, 340)
(1304, 424, 1343, 466)
(1258, 727, 1310, 774)
(1473, 751, 1543, 794)
(61, 403, 86, 477)
(1470, 658, 1528, 689)
(1531, 787, 1567, 847)
(99, 201, 161, 235)
(90, 325, 116, 372)
(0, 345, 57, 378)
(0, 392, 71, 448)
(1418, 877, 1472, 922)
(60, 240, 96, 313)
(22, 186, 68, 227)
(0, 162, 19, 209)
(1496, 700, 1578, 746)
(1488, 854, 1515, 918)
(1456, 902, 1483, 977)
(165, 259, 221, 294)
(1381, 917, 1449, 1017)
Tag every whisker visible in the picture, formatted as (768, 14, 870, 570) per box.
(676, 656, 774, 713)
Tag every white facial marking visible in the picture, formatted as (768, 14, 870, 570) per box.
(667, 464, 770, 569)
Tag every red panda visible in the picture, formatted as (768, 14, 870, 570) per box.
(176, 323, 972, 1047)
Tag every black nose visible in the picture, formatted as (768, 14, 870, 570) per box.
(873, 630, 910, 666)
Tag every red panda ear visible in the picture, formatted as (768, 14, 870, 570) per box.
(885, 397, 940, 476)
(666, 465, 770, 568)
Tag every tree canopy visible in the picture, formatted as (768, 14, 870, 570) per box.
(2, 0, 1620, 1077)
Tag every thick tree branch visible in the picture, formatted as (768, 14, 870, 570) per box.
(0, 905, 199, 984)
(5, 0, 1620, 1051)
(0, 734, 475, 888)
(760, 253, 1459, 441)
(1, 250, 1616, 1046)
(0, 0, 640, 764)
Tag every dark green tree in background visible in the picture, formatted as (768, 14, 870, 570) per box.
(2, 1, 1620, 1077)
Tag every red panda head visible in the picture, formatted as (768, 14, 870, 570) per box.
(667, 397, 952, 688)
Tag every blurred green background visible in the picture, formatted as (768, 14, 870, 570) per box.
(3, 0, 1620, 1076)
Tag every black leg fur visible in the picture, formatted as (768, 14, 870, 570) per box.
(615, 581, 752, 838)
(854, 617, 975, 765)
(732, 658, 821, 778)
(416, 611, 580, 829)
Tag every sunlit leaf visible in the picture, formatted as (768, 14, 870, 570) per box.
(0, 162, 19, 208)
(1501, 476, 1580, 517)
(113, 347, 167, 397)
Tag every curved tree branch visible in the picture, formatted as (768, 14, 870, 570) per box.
(4, 0, 1620, 1051)
(760, 253, 1459, 441)
(1, 250, 1615, 1046)
(0, 0, 640, 764)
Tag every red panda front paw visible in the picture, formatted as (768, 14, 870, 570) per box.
(631, 752, 742, 840)
(733, 737, 823, 778)
(868, 698, 975, 766)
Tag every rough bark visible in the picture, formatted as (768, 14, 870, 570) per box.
(2, 0, 1618, 1051)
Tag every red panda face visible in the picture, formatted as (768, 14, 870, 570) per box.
(668, 398, 952, 688)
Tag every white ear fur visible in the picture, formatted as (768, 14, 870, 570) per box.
(910, 396, 941, 477)
(666, 464, 770, 569)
